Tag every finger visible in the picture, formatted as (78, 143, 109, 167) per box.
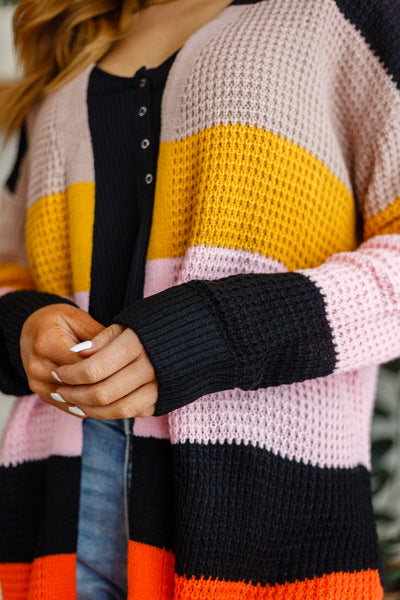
(54, 354, 155, 407)
(31, 381, 84, 417)
(55, 328, 143, 385)
(31, 328, 88, 368)
(24, 354, 82, 385)
(73, 382, 158, 420)
(69, 324, 125, 358)
(31, 310, 103, 367)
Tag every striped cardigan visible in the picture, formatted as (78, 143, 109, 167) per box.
(1, 1, 400, 598)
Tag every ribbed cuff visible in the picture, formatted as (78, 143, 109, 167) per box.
(112, 273, 336, 416)
(112, 282, 236, 415)
(0, 290, 76, 394)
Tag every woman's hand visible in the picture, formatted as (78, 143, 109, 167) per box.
(20, 304, 105, 416)
(52, 324, 158, 419)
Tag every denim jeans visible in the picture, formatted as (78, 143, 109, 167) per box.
(76, 417, 133, 600)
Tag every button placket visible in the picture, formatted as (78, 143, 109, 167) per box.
(136, 77, 155, 190)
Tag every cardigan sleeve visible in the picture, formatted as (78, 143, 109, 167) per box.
(0, 127, 75, 396)
(112, 232, 400, 417)
(112, 32, 400, 416)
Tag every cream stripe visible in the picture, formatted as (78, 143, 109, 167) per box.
(161, 0, 400, 212)
(28, 64, 95, 207)
(0, 179, 28, 267)
(325, 2, 400, 223)
(59, 65, 96, 187)
(161, 1, 351, 188)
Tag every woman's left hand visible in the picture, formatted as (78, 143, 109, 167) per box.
(52, 325, 158, 419)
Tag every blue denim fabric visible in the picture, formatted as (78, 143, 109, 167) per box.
(76, 417, 133, 600)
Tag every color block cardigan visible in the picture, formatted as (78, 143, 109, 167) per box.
(1, 1, 400, 598)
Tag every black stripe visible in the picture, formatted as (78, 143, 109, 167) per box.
(128, 436, 174, 551)
(172, 442, 382, 586)
(335, 0, 400, 87)
(0, 456, 81, 562)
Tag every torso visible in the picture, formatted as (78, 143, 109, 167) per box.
(97, 0, 233, 76)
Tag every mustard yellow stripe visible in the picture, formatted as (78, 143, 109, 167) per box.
(0, 263, 35, 290)
(148, 124, 358, 269)
(26, 192, 73, 296)
(364, 196, 400, 239)
(26, 182, 95, 295)
(67, 182, 95, 294)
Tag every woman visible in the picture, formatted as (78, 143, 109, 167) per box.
(0, 0, 399, 598)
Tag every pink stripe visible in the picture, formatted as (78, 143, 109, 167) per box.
(74, 290, 90, 312)
(144, 245, 287, 297)
(168, 368, 376, 470)
(302, 235, 400, 372)
(0, 394, 82, 467)
(144, 257, 183, 297)
(0, 286, 15, 298)
(133, 415, 170, 439)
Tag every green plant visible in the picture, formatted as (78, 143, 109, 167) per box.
(0, 1, 20, 5)
(372, 360, 400, 596)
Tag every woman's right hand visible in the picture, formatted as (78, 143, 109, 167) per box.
(20, 303, 104, 415)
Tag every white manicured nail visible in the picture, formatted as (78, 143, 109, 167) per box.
(70, 341, 93, 353)
(69, 406, 86, 417)
(51, 371, 63, 383)
(51, 392, 66, 404)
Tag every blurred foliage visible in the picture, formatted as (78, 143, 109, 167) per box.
(372, 360, 400, 597)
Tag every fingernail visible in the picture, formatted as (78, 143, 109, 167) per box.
(70, 341, 93, 353)
(68, 406, 86, 417)
(51, 371, 63, 383)
(51, 392, 66, 404)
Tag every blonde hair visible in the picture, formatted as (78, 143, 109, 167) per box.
(0, 0, 140, 138)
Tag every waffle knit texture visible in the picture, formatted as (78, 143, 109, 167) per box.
(1, 0, 400, 598)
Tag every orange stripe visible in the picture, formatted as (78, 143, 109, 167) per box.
(127, 541, 175, 600)
(364, 196, 400, 239)
(0, 563, 31, 600)
(0, 555, 76, 600)
(173, 569, 383, 600)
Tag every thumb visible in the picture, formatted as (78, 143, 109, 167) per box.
(62, 308, 104, 343)
(69, 323, 125, 357)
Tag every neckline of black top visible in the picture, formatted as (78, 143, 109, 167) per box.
(93, 50, 179, 88)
